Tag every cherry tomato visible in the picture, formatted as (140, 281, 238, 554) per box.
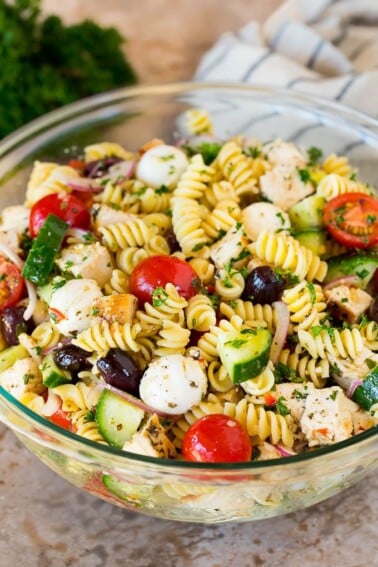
(0, 256, 24, 311)
(129, 255, 200, 305)
(323, 193, 378, 249)
(264, 393, 277, 407)
(67, 159, 85, 172)
(29, 193, 90, 237)
(48, 408, 73, 431)
(182, 414, 252, 463)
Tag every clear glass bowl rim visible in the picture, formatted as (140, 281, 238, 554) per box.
(0, 81, 377, 472)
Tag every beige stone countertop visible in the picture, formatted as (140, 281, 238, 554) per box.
(0, 1, 377, 565)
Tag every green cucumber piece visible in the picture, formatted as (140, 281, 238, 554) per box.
(95, 389, 144, 448)
(102, 474, 152, 506)
(288, 195, 325, 230)
(22, 214, 68, 286)
(294, 229, 326, 256)
(218, 328, 272, 384)
(352, 367, 378, 410)
(41, 353, 72, 388)
(325, 253, 378, 289)
(0, 345, 28, 373)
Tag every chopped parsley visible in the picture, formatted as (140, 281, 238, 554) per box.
(330, 390, 338, 401)
(273, 362, 302, 384)
(366, 359, 377, 370)
(152, 287, 168, 307)
(306, 282, 316, 305)
(276, 396, 290, 416)
(307, 146, 323, 165)
(244, 146, 261, 159)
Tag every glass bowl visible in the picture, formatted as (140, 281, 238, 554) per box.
(0, 83, 377, 524)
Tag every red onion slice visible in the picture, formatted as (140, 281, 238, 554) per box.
(107, 160, 136, 184)
(95, 382, 176, 419)
(41, 391, 62, 417)
(323, 275, 360, 291)
(347, 379, 363, 399)
(270, 301, 290, 363)
(274, 444, 297, 457)
(66, 177, 103, 194)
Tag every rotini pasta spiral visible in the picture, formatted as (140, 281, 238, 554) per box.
(70, 409, 106, 443)
(139, 188, 171, 213)
(321, 154, 353, 177)
(188, 257, 215, 285)
(72, 320, 142, 353)
(316, 173, 372, 201)
(197, 315, 244, 362)
(219, 300, 277, 333)
(136, 283, 187, 332)
(203, 180, 239, 209)
(223, 399, 295, 447)
(171, 197, 210, 257)
(206, 360, 233, 393)
(25, 164, 79, 206)
(215, 269, 245, 300)
(84, 142, 134, 162)
(173, 154, 214, 200)
(116, 248, 149, 275)
(278, 349, 329, 388)
(99, 219, 152, 252)
(217, 141, 258, 197)
(298, 327, 365, 360)
(154, 320, 191, 356)
(52, 381, 101, 412)
(202, 205, 241, 240)
(31, 322, 61, 351)
(185, 294, 216, 332)
(185, 108, 213, 135)
(356, 321, 378, 351)
(282, 281, 327, 330)
(103, 269, 130, 295)
(250, 230, 327, 282)
(240, 363, 275, 396)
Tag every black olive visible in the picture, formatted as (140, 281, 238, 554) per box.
(96, 348, 142, 396)
(242, 266, 285, 304)
(0, 305, 34, 346)
(164, 229, 180, 254)
(54, 344, 91, 373)
(368, 298, 378, 323)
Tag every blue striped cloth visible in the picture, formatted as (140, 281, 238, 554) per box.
(195, 0, 378, 117)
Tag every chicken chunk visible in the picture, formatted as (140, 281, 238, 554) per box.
(123, 414, 176, 458)
(325, 285, 372, 324)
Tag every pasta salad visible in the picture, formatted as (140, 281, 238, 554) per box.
(0, 107, 377, 464)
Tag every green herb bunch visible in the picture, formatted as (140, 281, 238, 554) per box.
(0, 0, 136, 138)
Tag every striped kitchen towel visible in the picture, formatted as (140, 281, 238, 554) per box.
(195, 0, 378, 117)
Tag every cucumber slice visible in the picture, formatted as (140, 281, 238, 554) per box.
(288, 195, 325, 230)
(217, 328, 271, 384)
(22, 214, 68, 286)
(40, 353, 72, 388)
(294, 229, 326, 256)
(0, 345, 28, 373)
(325, 253, 378, 289)
(102, 474, 152, 506)
(352, 367, 378, 410)
(95, 389, 144, 448)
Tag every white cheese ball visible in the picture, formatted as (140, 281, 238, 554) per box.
(56, 242, 113, 288)
(242, 202, 290, 241)
(136, 145, 188, 189)
(49, 279, 103, 336)
(140, 354, 207, 415)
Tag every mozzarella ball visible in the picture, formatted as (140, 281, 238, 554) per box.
(140, 354, 207, 415)
(49, 279, 103, 336)
(242, 202, 290, 241)
(56, 242, 113, 287)
(136, 145, 188, 189)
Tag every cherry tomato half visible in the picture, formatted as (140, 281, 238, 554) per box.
(0, 256, 24, 311)
(323, 193, 378, 249)
(48, 408, 73, 431)
(182, 414, 252, 463)
(129, 255, 200, 305)
(29, 193, 91, 237)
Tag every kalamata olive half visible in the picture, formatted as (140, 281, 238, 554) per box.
(0, 305, 34, 346)
(96, 348, 142, 397)
(368, 297, 378, 323)
(54, 344, 91, 373)
(242, 266, 285, 304)
(164, 229, 180, 254)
